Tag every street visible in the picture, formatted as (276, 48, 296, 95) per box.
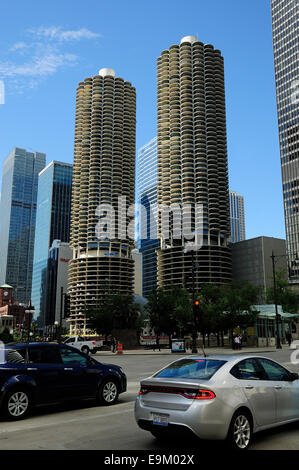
(1, 349, 299, 450)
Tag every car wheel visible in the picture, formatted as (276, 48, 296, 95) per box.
(97, 379, 119, 405)
(91, 349, 97, 355)
(81, 346, 90, 355)
(227, 410, 252, 450)
(2, 388, 31, 421)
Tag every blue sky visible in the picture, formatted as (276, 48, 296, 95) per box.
(0, 0, 284, 240)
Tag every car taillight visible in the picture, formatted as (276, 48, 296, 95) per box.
(92, 342, 96, 345)
(182, 389, 216, 400)
(138, 385, 215, 399)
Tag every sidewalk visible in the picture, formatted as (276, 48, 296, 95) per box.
(94, 344, 291, 356)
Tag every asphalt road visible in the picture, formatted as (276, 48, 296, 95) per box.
(1, 350, 299, 451)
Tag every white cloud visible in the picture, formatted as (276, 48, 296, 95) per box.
(0, 53, 77, 77)
(10, 42, 29, 52)
(0, 26, 100, 91)
(28, 26, 100, 42)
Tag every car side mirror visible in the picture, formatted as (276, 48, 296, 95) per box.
(289, 372, 299, 381)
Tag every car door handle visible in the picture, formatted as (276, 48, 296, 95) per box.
(27, 368, 37, 371)
(245, 385, 254, 389)
(64, 368, 73, 371)
(275, 385, 282, 389)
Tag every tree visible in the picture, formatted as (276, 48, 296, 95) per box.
(146, 286, 192, 340)
(87, 294, 140, 339)
(195, 284, 223, 346)
(0, 328, 13, 344)
(267, 270, 299, 313)
(220, 281, 260, 345)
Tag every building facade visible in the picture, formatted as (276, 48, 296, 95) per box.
(136, 137, 159, 297)
(68, 68, 136, 334)
(0, 147, 46, 304)
(271, 0, 299, 283)
(229, 190, 246, 243)
(231, 236, 287, 302)
(47, 240, 72, 327)
(156, 36, 232, 291)
(31, 161, 72, 329)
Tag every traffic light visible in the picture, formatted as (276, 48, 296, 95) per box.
(194, 300, 200, 327)
(64, 294, 71, 318)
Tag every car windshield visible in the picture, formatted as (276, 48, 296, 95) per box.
(154, 358, 226, 380)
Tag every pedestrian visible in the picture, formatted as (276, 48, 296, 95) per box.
(112, 337, 117, 353)
(286, 331, 292, 347)
(234, 335, 240, 350)
(154, 334, 160, 352)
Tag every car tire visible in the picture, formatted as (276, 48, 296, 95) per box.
(91, 349, 97, 355)
(81, 346, 90, 355)
(97, 379, 119, 406)
(2, 387, 31, 421)
(227, 410, 252, 450)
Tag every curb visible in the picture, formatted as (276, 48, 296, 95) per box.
(94, 348, 280, 357)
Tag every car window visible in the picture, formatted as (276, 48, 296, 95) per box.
(154, 359, 226, 380)
(77, 337, 84, 342)
(230, 359, 265, 380)
(60, 347, 88, 366)
(6, 349, 26, 364)
(258, 358, 291, 382)
(28, 347, 62, 364)
(64, 338, 75, 344)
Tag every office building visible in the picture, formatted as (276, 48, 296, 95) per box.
(31, 161, 72, 329)
(68, 68, 136, 333)
(271, 0, 299, 283)
(229, 190, 246, 243)
(136, 137, 159, 297)
(232, 236, 287, 302)
(47, 240, 72, 327)
(156, 36, 231, 291)
(0, 147, 46, 304)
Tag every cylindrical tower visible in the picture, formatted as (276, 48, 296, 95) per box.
(68, 68, 136, 334)
(157, 36, 232, 291)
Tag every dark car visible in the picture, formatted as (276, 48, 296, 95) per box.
(0, 342, 126, 420)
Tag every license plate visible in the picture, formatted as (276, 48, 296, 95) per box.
(152, 413, 169, 426)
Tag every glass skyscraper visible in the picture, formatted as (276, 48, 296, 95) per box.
(0, 147, 46, 304)
(31, 161, 72, 328)
(271, 0, 299, 281)
(229, 191, 246, 243)
(136, 137, 159, 298)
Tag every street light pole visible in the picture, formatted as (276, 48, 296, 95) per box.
(271, 251, 282, 349)
(191, 250, 198, 354)
(25, 301, 35, 343)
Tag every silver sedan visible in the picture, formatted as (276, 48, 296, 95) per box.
(134, 354, 299, 450)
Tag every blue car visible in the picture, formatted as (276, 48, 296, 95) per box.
(0, 342, 127, 420)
